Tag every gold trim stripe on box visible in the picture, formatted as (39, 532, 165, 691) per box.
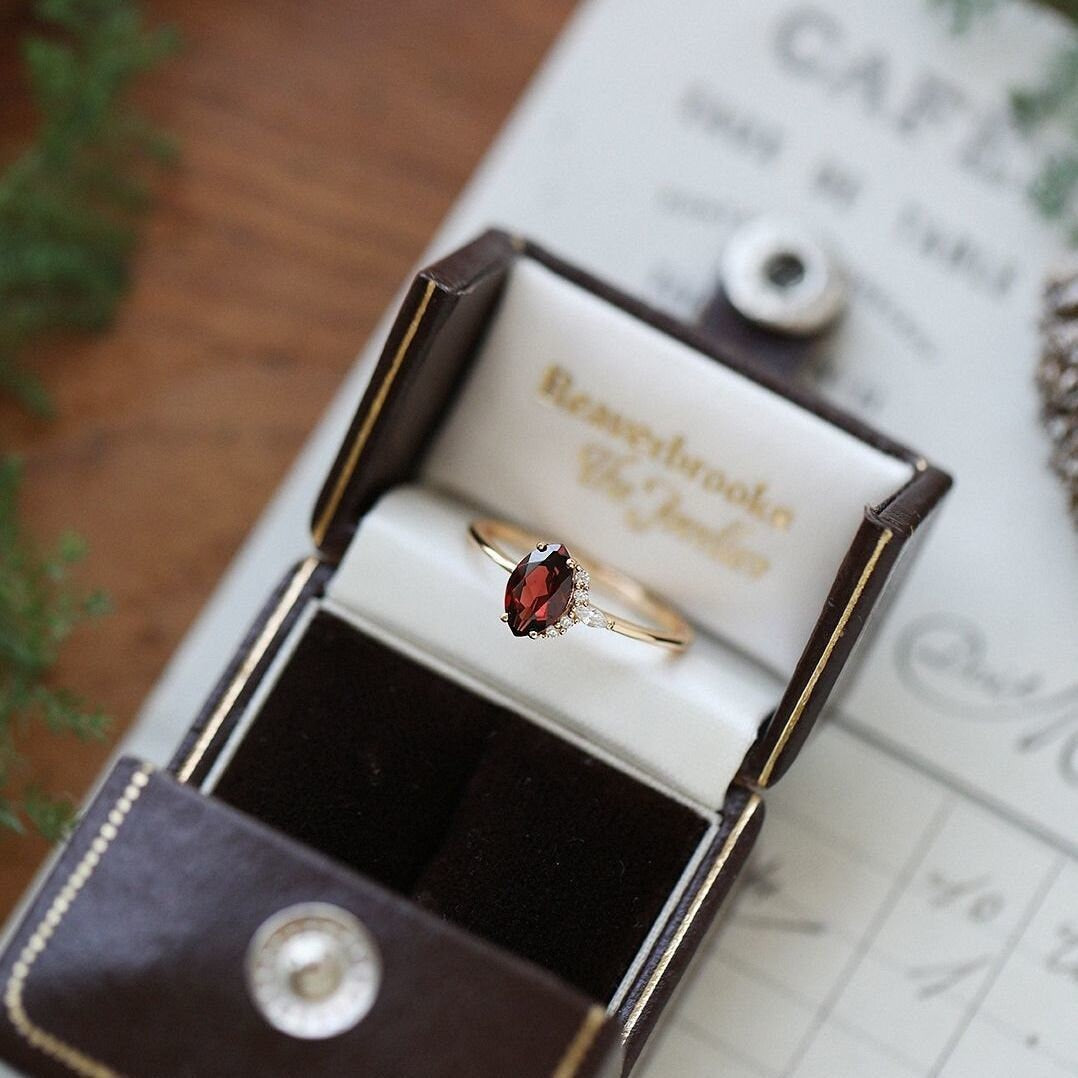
(4, 763, 154, 1078)
(552, 1004, 608, 1078)
(175, 555, 321, 784)
(755, 527, 893, 788)
(621, 791, 763, 1040)
(312, 278, 438, 548)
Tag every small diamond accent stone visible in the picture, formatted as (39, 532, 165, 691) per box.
(576, 603, 609, 629)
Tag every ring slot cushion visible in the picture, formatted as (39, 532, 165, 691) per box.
(0, 758, 622, 1078)
(324, 486, 774, 807)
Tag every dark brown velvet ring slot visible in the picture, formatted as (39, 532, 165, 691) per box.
(210, 610, 710, 1006)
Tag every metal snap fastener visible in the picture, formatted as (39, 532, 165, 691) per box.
(721, 216, 846, 336)
(246, 902, 382, 1040)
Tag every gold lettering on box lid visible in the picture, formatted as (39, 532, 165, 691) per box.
(538, 364, 796, 532)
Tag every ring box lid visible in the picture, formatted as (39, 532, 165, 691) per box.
(0, 757, 623, 1078)
(311, 229, 951, 789)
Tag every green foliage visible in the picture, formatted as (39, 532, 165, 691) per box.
(1012, 43, 1078, 241)
(934, 0, 1078, 29)
(933, 0, 1078, 241)
(0, 0, 178, 413)
(0, 457, 111, 841)
(930, 0, 1004, 34)
(0, 0, 176, 842)
(1036, 0, 1078, 21)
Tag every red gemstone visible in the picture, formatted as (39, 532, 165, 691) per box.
(504, 544, 575, 637)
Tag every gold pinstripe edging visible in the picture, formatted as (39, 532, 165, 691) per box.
(311, 278, 438, 547)
(756, 528, 894, 787)
(4, 762, 155, 1077)
(552, 1004, 608, 1078)
(175, 555, 321, 784)
(621, 792, 763, 1040)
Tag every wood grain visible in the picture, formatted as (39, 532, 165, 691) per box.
(0, 0, 574, 918)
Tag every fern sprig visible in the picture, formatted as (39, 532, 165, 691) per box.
(0, 0, 176, 842)
(0, 0, 178, 413)
(0, 457, 112, 840)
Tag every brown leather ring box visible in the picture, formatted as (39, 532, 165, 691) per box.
(0, 231, 951, 1077)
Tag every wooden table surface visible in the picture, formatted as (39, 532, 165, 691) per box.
(0, 0, 574, 919)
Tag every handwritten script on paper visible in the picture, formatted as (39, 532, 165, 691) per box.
(896, 615, 1078, 789)
(646, 725, 1078, 1077)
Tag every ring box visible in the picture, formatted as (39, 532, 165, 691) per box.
(0, 231, 951, 1077)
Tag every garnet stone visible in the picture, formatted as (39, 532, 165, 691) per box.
(504, 544, 575, 637)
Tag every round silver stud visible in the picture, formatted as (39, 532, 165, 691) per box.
(246, 902, 381, 1040)
(721, 216, 846, 336)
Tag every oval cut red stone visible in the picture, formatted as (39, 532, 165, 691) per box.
(504, 544, 575, 637)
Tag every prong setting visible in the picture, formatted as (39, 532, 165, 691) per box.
(476, 516, 688, 651)
(569, 565, 612, 630)
(503, 541, 612, 639)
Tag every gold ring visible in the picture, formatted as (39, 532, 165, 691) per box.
(469, 518, 693, 652)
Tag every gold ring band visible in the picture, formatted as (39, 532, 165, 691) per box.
(469, 518, 693, 652)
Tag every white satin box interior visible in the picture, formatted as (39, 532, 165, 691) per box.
(170, 229, 952, 1069)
